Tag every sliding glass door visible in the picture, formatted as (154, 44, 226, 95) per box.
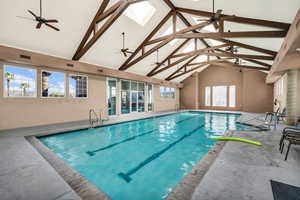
(107, 79, 117, 116)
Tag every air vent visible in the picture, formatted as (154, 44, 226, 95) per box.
(66, 63, 74, 67)
(19, 54, 31, 60)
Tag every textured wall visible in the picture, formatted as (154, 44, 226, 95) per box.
(0, 64, 180, 130)
(181, 65, 274, 113)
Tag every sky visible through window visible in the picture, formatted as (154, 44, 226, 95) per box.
(124, 1, 156, 26)
(4, 65, 36, 97)
(42, 71, 65, 97)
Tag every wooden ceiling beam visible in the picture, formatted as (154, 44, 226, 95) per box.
(214, 61, 271, 71)
(166, 59, 229, 80)
(214, 38, 277, 56)
(199, 52, 275, 60)
(151, 44, 229, 76)
(171, 43, 230, 58)
(72, 0, 110, 61)
(147, 39, 190, 77)
(176, 7, 291, 30)
(73, 0, 147, 61)
(118, 11, 173, 71)
(242, 59, 271, 68)
(145, 21, 211, 46)
(176, 30, 287, 39)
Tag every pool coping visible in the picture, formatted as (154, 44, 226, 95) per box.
(26, 110, 243, 200)
(166, 131, 232, 200)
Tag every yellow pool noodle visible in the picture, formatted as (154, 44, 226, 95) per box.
(211, 136, 262, 146)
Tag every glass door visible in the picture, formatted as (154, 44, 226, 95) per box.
(131, 91, 138, 112)
(107, 79, 117, 116)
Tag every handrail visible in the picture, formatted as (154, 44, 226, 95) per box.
(89, 109, 99, 128)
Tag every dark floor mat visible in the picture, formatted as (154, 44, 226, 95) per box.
(271, 180, 300, 200)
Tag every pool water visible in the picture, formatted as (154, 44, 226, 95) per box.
(39, 111, 255, 200)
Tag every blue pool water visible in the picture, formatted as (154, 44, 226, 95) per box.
(39, 111, 254, 200)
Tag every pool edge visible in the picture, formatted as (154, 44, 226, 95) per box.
(166, 130, 233, 200)
(26, 136, 112, 200)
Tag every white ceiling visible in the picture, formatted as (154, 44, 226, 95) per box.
(0, 0, 299, 83)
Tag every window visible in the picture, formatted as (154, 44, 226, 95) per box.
(107, 79, 117, 116)
(160, 86, 175, 98)
(229, 86, 236, 107)
(69, 75, 88, 98)
(205, 86, 211, 106)
(138, 83, 145, 112)
(41, 71, 65, 98)
(124, 1, 156, 26)
(3, 65, 37, 97)
(277, 78, 284, 97)
(121, 80, 130, 114)
(212, 86, 227, 107)
(148, 84, 153, 111)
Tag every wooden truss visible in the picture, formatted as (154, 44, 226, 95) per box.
(73, 0, 291, 81)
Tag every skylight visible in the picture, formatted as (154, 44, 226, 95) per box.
(124, 2, 156, 26)
(162, 26, 179, 46)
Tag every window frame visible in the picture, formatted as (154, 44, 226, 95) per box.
(3, 64, 37, 98)
(212, 85, 228, 107)
(229, 85, 236, 108)
(68, 74, 88, 99)
(205, 86, 211, 107)
(40, 70, 66, 99)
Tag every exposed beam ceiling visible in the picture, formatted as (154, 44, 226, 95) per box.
(70, 0, 292, 82)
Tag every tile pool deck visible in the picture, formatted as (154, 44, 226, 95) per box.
(0, 110, 299, 200)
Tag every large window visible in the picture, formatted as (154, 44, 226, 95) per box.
(160, 86, 175, 98)
(121, 80, 130, 114)
(148, 84, 153, 111)
(41, 71, 65, 98)
(4, 65, 37, 97)
(121, 80, 145, 114)
(205, 86, 211, 106)
(138, 82, 145, 112)
(107, 79, 117, 116)
(229, 86, 236, 107)
(69, 75, 88, 98)
(212, 86, 227, 107)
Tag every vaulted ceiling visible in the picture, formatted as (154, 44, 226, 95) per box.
(1, 0, 299, 83)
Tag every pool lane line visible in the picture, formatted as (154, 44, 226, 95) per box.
(117, 124, 205, 183)
(86, 115, 199, 156)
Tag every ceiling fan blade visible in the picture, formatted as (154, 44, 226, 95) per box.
(36, 22, 43, 29)
(44, 19, 58, 23)
(17, 16, 35, 21)
(45, 23, 60, 31)
(28, 10, 37, 18)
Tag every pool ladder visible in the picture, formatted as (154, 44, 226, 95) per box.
(89, 109, 102, 128)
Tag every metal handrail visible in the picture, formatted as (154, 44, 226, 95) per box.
(89, 109, 99, 128)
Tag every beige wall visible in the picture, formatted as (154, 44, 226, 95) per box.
(242, 70, 274, 113)
(181, 65, 274, 113)
(153, 85, 180, 112)
(180, 74, 197, 109)
(0, 63, 180, 130)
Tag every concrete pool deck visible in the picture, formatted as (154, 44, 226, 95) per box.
(0, 110, 299, 200)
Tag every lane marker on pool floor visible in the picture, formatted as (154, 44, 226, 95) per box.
(117, 124, 205, 183)
(86, 116, 198, 156)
